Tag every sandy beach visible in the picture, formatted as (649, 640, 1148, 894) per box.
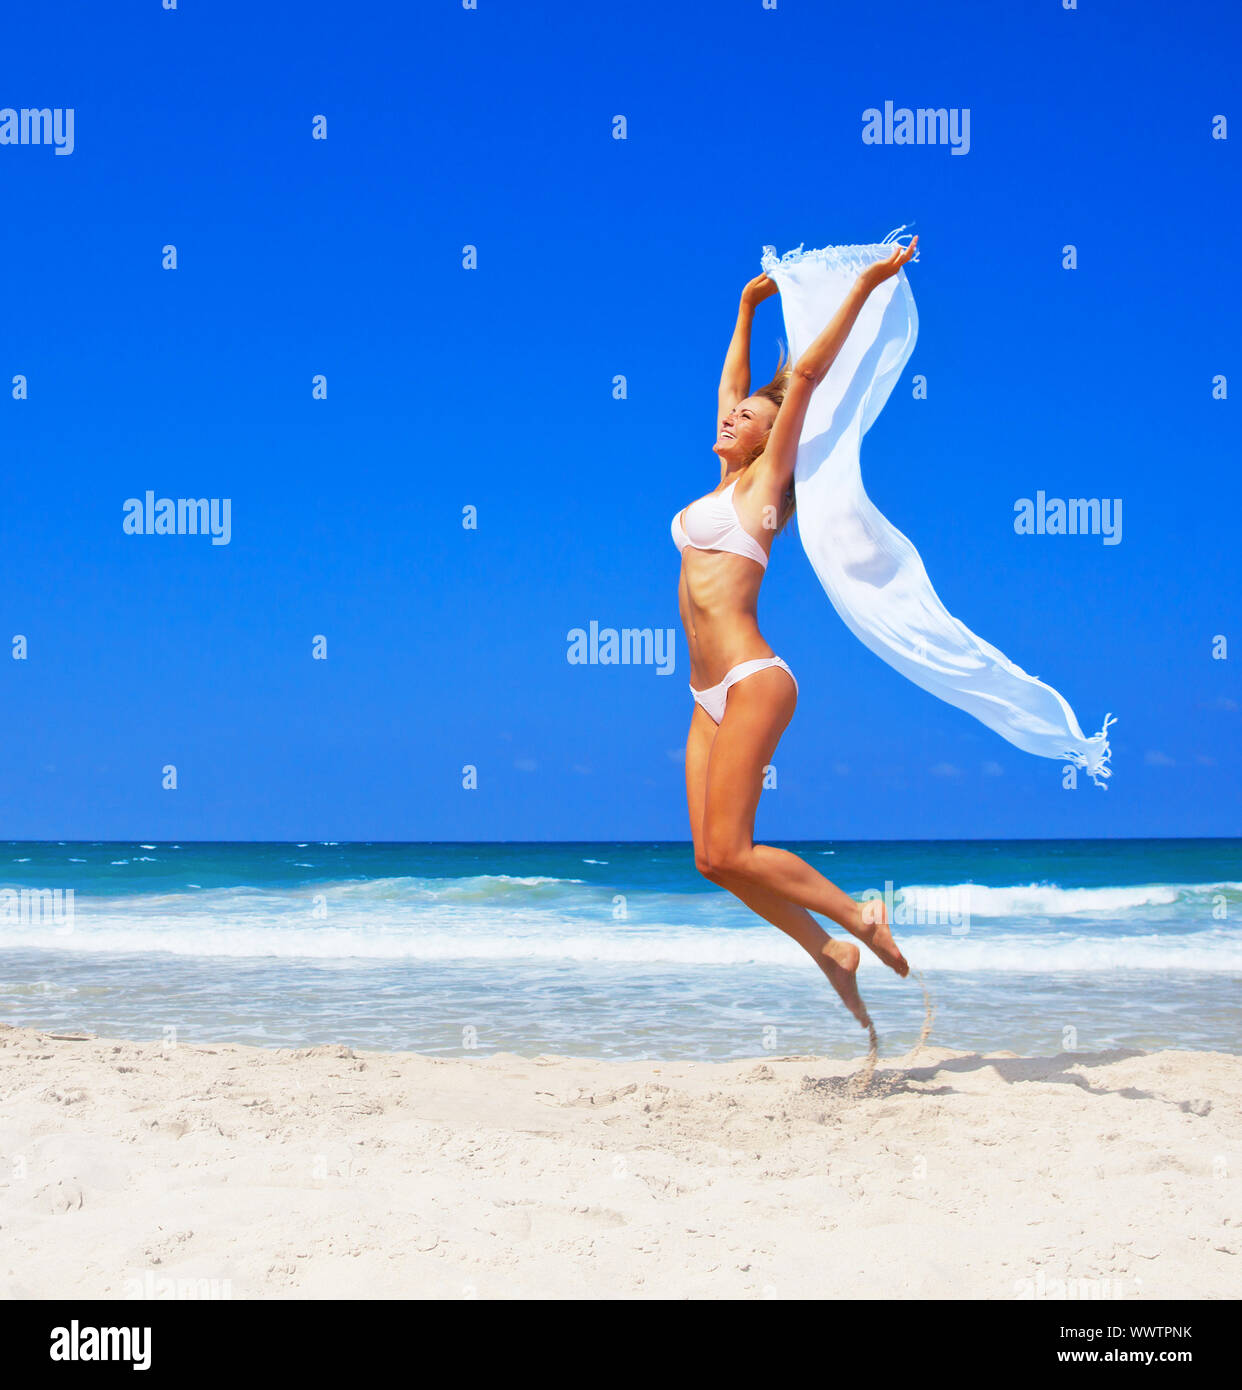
(0, 1022, 1237, 1300)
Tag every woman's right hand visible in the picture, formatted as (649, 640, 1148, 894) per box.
(741, 273, 779, 308)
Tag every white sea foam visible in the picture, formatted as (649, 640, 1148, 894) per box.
(1, 918, 1239, 972)
(896, 882, 1220, 917)
(1, 877, 1237, 972)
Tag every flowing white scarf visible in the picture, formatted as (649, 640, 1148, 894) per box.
(760, 230, 1115, 786)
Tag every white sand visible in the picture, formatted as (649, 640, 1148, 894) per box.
(1, 1023, 1237, 1299)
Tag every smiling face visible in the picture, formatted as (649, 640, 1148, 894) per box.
(714, 395, 779, 466)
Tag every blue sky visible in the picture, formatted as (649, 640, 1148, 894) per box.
(1, 0, 1238, 840)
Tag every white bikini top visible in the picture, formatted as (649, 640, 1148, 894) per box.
(671, 479, 769, 570)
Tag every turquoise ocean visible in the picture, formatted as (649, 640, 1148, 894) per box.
(0, 840, 1237, 1060)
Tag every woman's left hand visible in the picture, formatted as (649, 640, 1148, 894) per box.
(858, 235, 918, 291)
(741, 273, 779, 307)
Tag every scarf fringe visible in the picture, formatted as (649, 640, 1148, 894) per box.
(1062, 713, 1117, 789)
(761, 224, 920, 277)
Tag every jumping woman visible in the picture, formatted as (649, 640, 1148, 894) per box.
(674, 236, 918, 1028)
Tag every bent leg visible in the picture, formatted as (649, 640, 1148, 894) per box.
(702, 668, 909, 978)
(685, 698, 869, 1024)
(686, 695, 823, 949)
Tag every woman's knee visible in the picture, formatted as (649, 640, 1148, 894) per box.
(694, 847, 726, 883)
(701, 838, 752, 879)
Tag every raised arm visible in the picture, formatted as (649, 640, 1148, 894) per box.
(757, 237, 918, 491)
(718, 274, 778, 422)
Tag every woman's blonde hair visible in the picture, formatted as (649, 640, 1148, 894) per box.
(744, 342, 797, 534)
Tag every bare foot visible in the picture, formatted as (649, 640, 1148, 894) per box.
(818, 938, 871, 1028)
(853, 897, 909, 978)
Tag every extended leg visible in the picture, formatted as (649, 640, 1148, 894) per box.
(701, 668, 908, 977)
(685, 696, 870, 1025)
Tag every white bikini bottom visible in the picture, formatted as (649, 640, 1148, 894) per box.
(689, 656, 797, 725)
